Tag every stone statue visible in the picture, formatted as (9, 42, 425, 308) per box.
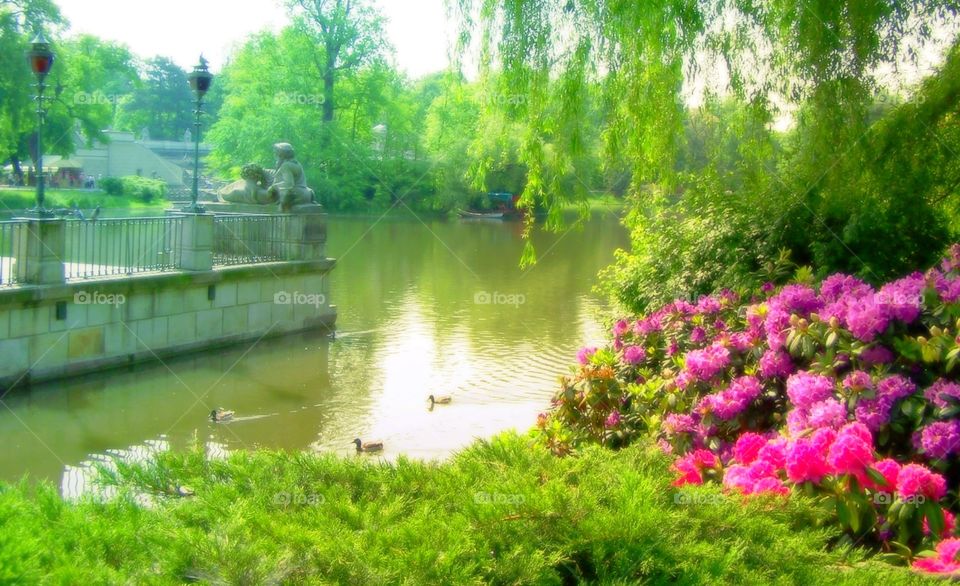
(217, 142, 317, 211)
(218, 164, 276, 204)
(268, 143, 316, 211)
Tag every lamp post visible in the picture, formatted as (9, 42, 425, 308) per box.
(183, 55, 213, 214)
(26, 31, 55, 218)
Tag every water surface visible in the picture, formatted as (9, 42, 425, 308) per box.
(0, 210, 628, 485)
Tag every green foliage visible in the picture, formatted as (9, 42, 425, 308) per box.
(115, 57, 194, 141)
(0, 433, 939, 583)
(97, 175, 165, 202)
(98, 176, 121, 195)
(455, 0, 960, 303)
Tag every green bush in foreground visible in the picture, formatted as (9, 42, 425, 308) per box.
(0, 434, 938, 584)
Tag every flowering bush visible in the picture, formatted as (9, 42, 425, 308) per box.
(539, 245, 960, 569)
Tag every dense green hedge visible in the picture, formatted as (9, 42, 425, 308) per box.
(0, 433, 938, 584)
(99, 176, 167, 203)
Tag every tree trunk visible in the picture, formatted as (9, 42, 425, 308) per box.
(323, 68, 335, 123)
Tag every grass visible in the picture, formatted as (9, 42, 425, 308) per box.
(0, 188, 166, 212)
(0, 433, 936, 584)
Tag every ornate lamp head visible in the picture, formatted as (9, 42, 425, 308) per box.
(188, 54, 213, 98)
(27, 31, 55, 80)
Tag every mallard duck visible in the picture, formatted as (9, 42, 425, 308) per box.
(428, 394, 452, 406)
(210, 408, 234, 422)
(352, 438, 383, 452)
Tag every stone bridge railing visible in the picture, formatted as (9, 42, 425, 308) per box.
(0, 207, 327, 287)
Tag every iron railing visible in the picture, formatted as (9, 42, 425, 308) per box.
(0, 220, 26, 287)
(64, 217, 184, 280)
(213, 214, 291, 266)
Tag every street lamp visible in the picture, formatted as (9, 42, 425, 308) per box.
(26, 30, 55, 217)
(183, 54, 213, 214)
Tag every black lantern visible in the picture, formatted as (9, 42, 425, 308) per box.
(183, 55, 213, 214)
(26, 31, 55, 217)
(188, 55, 213, 97)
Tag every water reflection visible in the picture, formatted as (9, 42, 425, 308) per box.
(0, 211, 628, 486)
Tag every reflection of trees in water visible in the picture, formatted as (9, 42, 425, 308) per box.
(328, 214, 628, 347)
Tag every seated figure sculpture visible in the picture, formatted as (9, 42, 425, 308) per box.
(217, 143, 317, 211)
(268, 142, 316, 211)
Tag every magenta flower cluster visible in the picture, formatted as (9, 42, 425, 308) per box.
(554, 246, 960, 562)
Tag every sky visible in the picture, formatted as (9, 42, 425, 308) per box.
(54, 0, 453, 77)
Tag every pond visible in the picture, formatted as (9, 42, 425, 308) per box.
(0, 209, 628, 486)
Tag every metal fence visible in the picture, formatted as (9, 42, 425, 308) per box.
(64, 217, 184, 280)
(0, 220, 26, 287)
(213, 214, 291, 266)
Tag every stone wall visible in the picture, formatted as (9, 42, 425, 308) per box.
(0, 260, 336, 390)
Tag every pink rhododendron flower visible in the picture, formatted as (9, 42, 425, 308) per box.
(759, 349, 793, 379)
(786, 437, 831, 483)
(842, 370, 872, 392)
(662, 413, 697, 436)
(623, 345, 645, 365)
(827, 424, 874, 476)
(924, 509, 957, 539)
(807, 399, 847, 430)
(733, 432, 768, 465)
(786, 372, 835, 409)
(897, 464, 947, 501)
(820, 274, 873, 302)
(757, 437, 788, 469)
(912, 538, 960, 575)
(695, 295, 722, 315)
(613, 320, 630, 337)
(878, 272, 925, 324)
(925, 379, 960, 409)
(699, 377, 762, 420)
(671, 449, 718, 487)
(917, 420, 960, 460)
(684, 343, 730, 381)
(605, 410, 621, 428)
(872, 458, 900, 491)
(859, 345, 893, 365)
(845, 298, 889, 342)
(690, 326, 707, 344)
(577, 347, 597, 365)
(752, 476, 790, 495)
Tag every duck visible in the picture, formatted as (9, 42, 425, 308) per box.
(352, 438, 383, 453)
(209, 408, 234, 422)
(428, 394, 452, 407)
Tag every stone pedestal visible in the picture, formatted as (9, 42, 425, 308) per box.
(179, 213, 214, 271)
(14, 217, 65, 285)
(284, 204, 327, 261)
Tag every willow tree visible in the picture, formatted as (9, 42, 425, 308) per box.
(453, 0, 960, 308)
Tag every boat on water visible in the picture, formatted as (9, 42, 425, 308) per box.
(457, 209, 505, 220)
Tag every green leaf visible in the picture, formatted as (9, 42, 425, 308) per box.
(866, 467, 889, 488)
(825, 331, 838, 348)
(836, 499, 852, 530)
(924, 500, 945, 538)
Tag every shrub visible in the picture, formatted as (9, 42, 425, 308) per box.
(541, 245, 960, 567)
(99, 176, 123, 196)
(97, 176, 166, 202)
